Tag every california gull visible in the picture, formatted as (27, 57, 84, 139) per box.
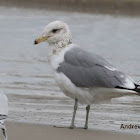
(0, 91, 8, 140)
(34, 21, 140, 129)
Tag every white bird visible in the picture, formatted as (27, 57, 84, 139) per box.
(34, 21, 140, 129)
(0, 91, 8, 140)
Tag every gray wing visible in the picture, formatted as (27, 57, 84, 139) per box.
(57, 46, 135, 89)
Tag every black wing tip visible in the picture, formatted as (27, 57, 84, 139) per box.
(134, 84, 140, 94)
(115, 86, 130, 90)
(115, 85, 140, 94)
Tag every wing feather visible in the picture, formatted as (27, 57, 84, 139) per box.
(57, 46, 135, 89)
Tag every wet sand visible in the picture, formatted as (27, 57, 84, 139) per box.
(5, 121, 140, 140)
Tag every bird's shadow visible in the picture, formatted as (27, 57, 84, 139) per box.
(53, 125, 88, 130)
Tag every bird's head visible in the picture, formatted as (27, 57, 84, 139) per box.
(34, 21, 72, 45)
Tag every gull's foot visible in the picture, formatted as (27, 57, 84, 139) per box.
(83, 124, 88, 129)
(54, 125, 87, 129)
(83, 125, 88, 129)
(70, 124, 76, 129)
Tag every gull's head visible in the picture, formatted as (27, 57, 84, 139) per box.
(34, 21, 72, 45)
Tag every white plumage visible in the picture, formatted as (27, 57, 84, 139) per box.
(0, 92, 8, 117)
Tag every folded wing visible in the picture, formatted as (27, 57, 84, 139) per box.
(57, 46, 135, 89)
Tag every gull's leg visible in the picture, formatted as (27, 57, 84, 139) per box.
(84, 105, 90, 129)
(70, 99, 78, 129)
(2, 128, 7, 140)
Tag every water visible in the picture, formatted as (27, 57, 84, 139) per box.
(0, 6, 140, 134)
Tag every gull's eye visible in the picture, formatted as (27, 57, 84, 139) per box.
(52, 29, 60, 33)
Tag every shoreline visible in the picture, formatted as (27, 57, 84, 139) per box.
(1, 0, 140, 16)
(5, 121, 140, 140)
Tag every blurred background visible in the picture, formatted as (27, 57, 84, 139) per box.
(0, 0, 140, 134)
(1, 0, 140, 15)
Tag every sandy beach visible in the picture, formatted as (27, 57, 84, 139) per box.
(3, 121, 140, 140)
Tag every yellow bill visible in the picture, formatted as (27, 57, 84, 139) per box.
(34, 36, 49, 45)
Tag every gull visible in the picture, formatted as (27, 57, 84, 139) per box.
(0, 91, 8, 140)
(34, 21, 140, 129)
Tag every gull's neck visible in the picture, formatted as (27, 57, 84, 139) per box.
(47, 38, 72, 69)
(48, 38, 72, 55)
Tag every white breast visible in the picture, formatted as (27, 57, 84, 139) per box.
(48, 44, 74, 70)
